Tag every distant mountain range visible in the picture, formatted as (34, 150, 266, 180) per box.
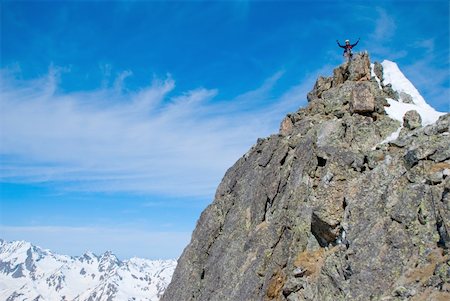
(0, 239, 176, 301)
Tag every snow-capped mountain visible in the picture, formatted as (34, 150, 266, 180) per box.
(0, 239, 177, 301)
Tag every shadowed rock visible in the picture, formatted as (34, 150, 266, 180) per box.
(162, 53, 450, 301)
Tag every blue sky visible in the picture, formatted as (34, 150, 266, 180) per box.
(0, 0, 449, 259)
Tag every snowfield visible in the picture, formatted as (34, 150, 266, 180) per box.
(0, 239, 176, 301)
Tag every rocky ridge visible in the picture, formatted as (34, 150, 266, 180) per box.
(162, 53, 450, 301)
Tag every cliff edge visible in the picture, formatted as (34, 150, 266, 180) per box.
(162, 53, 450, 301)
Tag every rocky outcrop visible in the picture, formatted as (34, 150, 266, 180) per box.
(162, 53, 450, 301)
(349, 82, 374, 113)
(403, 110, 422, 130)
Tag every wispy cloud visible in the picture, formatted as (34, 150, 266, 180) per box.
(411, 38, 435, 55)
(368, 7, 407, 60)
(0, 66, 314, 197)
(371, 7, 396, 42)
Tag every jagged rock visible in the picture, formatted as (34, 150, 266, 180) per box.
(308, 55, 390, 118)
(374, 96, 389, 114)
(403, 110, 422, 129)
(399, 91, 414, 104)
(280, 115, 294, 136)
(332, 65, 347, 86)
(309, 54, 372, 103)
(383, 83, 399, 100)
(162, 53, 450, 301)
(373, 61, 383, 83)
(307, 76, 333, 102)
(423, 114, 450, 136)
(348, 52, 371, 81)
(349, 82, 375, 113)
(315, 76, 332, 96)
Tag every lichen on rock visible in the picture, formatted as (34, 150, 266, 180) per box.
(162, 53, 450, 301)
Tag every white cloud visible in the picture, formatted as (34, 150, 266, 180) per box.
(369, 8, 407, 60)
(412, 38, 435, 54)
(0, 66, 314, 197)
(0, 225, 190, 259)
(113, 70, 133, 92)
(371, 7, 396, 42)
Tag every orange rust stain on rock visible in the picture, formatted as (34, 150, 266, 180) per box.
(406, 248, 447, 285)
(429, 162, 450, 173)
(294, 248, 328, 279)
(265, 268, 286, 301)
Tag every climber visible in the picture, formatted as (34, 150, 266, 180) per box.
(337, 38, 360, 60)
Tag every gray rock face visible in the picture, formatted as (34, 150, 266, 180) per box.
(383, 83, 399, 100)
(373, 61, 383, 82)
(162, 53, 450, 301)
(399, 92, 415, 104)
(349, 82, 374, 113)
(347, 52, 371, 81)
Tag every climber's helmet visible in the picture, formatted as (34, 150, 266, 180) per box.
(345, 40, 350, 44)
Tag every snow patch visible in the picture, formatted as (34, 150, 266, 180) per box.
(384, 98, 443, 127)
(381, 60, 445, 126)
(0, 239, 177, 301)
(379, 124, 402, 145)
(370, 63, 382, 89)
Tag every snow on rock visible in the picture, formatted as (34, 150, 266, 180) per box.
(381, 60, 445, 126)
(370, 63, 382, 89)
(379, 125, 402, 146)
(0, 239, 177, 301)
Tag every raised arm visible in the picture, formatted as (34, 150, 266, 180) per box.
(351, 38, 360, 47)
(336, 40, 345, 48)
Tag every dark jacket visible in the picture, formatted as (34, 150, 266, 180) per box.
(337, 39, 359, 53)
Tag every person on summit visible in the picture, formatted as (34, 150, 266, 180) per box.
(337, 38, 360, 60)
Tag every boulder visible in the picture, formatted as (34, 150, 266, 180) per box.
(307, 76, 333, 102)
(332, 65, 347, 86)
(280, 115, 294, 136)
(348, 52, 371, 81)
(383, 83, 399, 100)
(373, 61, 383, 82)
(403, 110, 422, 129)
(399, 92, 414, 104)
(349, 82, 375, 114)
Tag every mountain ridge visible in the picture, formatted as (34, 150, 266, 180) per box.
(0, 238, 176, 301)
(162, 52, 449, 301)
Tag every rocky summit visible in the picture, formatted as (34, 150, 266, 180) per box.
(162, 53, 450, 301)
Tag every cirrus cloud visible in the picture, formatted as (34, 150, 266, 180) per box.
(0, 66, 315, 197)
